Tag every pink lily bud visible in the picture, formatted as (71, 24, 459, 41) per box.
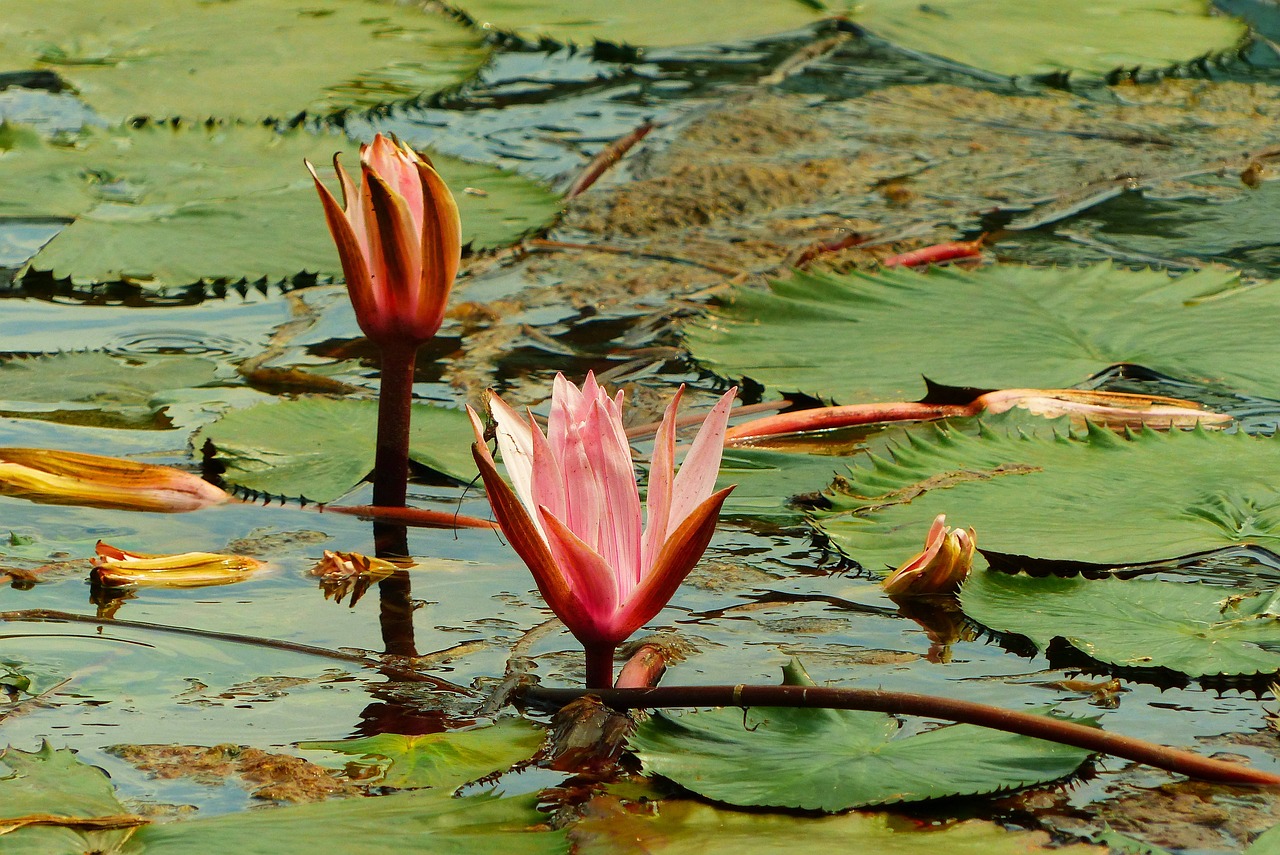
(882, 514, 976, 597)
(468, 374, 736, 688)
(0, 448, 229, 513)
(306, 134, 461, 347)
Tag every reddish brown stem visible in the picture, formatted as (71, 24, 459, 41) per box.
(566, 122, 655, 198)
(585, 644, 617, 690)
(373, 342, 418, 509)
(521, 684, 1280, 786)
(882, 237, 985, 268)
(725, 402, 975, 444)
(626, 400, 789, 441)
(324, 504, 497, 530)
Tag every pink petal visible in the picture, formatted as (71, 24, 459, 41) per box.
(560, 418, 604, 551)
(641, 386, 682, 573)
(539, 507, 623, 646)
(307, 159, 375, 330)
(529, 412, 567, 527)
(363, 168, 424, 328)
(668, 387, 736, 530)
(486, 392, 537, 518)
(581, 399, 642, 588)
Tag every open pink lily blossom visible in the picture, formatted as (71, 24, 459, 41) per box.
(306, 134, 461, 348)
(468, 374, 736, 688)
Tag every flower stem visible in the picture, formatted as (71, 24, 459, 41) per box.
(373, 342, 419, 509)
(520, 684, 1280, 786)
(584, 644, 617, 689)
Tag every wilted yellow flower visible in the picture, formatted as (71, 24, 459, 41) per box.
(310, 550, 401, 606)
(0, 448, 229, 513)
(882, 514, 975, 596)
(91, 541, 261, 588)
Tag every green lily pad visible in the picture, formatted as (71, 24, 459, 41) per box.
(195, 397, 479, 503)
(716, 447, 846, 522)
(572, 798, 1104, 854)
(816, 422, 1280, 572)
(853, 0, 1246, 78)
(0, 0, 487, 122)
(687, 264, 1280, 403)
(629, 660, 1092, 811)
(0, 352, 220, 429)
(451, 0, 828, 48)
(1, 123, 561, 289)
(300, 719, 544, 789)
(0, 742, 136, 855)
(961, 571, 1280, 678)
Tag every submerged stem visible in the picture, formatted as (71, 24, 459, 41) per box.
(372, 342, 419, 509)
(521, 683, 1280, 787)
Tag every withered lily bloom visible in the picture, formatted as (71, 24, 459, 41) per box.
(311, 549, 401, 606)
(882, 514, 976, 597)
(306, 134, 461, 348)
(469, 373, 736, 689)
(0, 448, 229, 513)
(91, 541, 261, 588)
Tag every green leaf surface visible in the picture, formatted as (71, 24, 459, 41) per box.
(573, 798, 1103, 854)
(300, 719, 544, 789)
(0, 123, 560, 288)
(961, 571, 1280, 678)
(127, 788, 561, 855)
(629, 661, 1092, 811)
(687, 264, 1280, 403)
(195, 397, 478, 503)
(853, 0, 1246, 78)
(451, 0, 828, 48)
(0, 743, 135, 855)
(0, 0, 487, 122)
(716, 447, 845, 522)
(815, 422, 1280, 571)
(1247, 823, 1280, 854)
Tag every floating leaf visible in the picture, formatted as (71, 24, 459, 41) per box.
(0, 352, 219, 428)
(301, 719, 545, 790)
(629, 661, 1092, 811)
(688, 264, 1280, 403)
(0, 742, 141, 855)
(195, 397, 478, 503)
(852, 0, 1246, 78)
(716, 447, 845, 522)
(451, 0, 827, 48)
(572, 798, 1104, 854)
(0, 123, 561, 288)
(815, 422, 1280, 571)
(0, 0, 487, 122)
(962, 571, 1280, 678)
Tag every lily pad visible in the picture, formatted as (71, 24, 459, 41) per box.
(0, 0, 487, 122)
(0, 352, 220, 428)
(629, 661, 1093, 811)
(195, 397, 479, 503)
(815, 422, 1280, 572)
(0, 123, 561, 289)
(961, 571, 1280, 678)
(853, 0, 1246, 78)
(451, 0, 827, 48)
(688, 264, 1280, 404)
(572, 798, 1104, 854)
(301, 719, 545, 789)
(716, 447, 846, 522)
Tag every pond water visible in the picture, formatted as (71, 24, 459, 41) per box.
(5, 4, 1280, 853)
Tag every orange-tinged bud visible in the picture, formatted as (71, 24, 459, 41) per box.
(882, 514, 976, 596)
(0, 448, 229, 513)
(91, 541, 261, 588)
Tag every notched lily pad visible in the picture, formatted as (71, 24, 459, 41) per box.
(195, 397, 478, 503)
(961, 571, 1280, 679)
(1, 123, 561, 289)
(0, 0, 488, 121)
(629, 660, 1093, 811)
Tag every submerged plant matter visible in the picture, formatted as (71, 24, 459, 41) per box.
(308, 134, 462, 508)
(469, 374, 735, 688)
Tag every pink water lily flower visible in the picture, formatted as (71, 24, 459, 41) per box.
(469, 374, 736, 688)
(306, 134, 461, 348)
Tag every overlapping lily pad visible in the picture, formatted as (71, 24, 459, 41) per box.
(853, 0, 1247, 78)
(815, 422, 1280, 572)
(301, 719, 544, 789)
(629, 661, 1093, 811)
(0, 123, 561, 289)
(450, 0, 828, 48)
(689, 264, 1280, 404)
(961, 571, 1280, 678)
(0, 0, 487, 122)
(195, 397, 478, 503)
